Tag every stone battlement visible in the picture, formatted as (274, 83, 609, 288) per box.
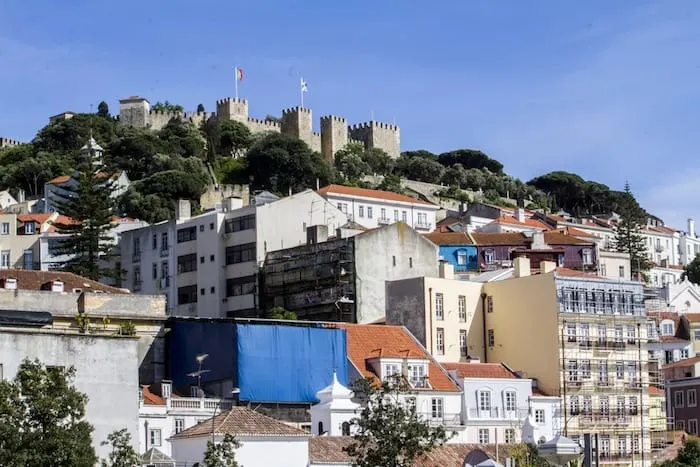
(148, 110, 183, 116)
(348, 121, 399, 131)
(216, 97, 248, 106)
(0, 137, 23, 148)
(247, 117, 281, 129)
(282, 106, 311, 115)
(320, 115, 347, 123)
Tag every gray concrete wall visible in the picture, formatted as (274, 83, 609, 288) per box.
(354, 223, 438, 323)
(0, 328, 140, 460)
(386, 277, 427, 346)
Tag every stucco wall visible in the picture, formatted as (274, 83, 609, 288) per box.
(0, 329, 139, 460)
(171, 435, 310, 467)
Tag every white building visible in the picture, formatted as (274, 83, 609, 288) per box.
(138, 381, 234, 457)
(120, 190, 347, 317)
(678, 219, 700, 266)
(0, 327, 140, 460)
(310, 372, 360, 437)
(169, 407, 310, 467)
(317, 184, 438, 232)
(443, 360, 561, 445)
(0, 189, 17, 210)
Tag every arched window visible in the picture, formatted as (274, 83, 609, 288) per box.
(342, 422, 350, 436)
(318, 421, 324, 435)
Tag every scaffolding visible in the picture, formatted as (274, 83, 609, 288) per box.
(556, 278, 667, 466)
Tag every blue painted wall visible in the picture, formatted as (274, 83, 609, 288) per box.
(438, 245, 478, 271)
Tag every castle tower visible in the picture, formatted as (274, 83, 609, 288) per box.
(281, 107, 313, 148)
(348, 121, 401, 159)
(119, 96, 150, 128)
(320, 115, 348, 162)
(310, 371, 359, 436)
(216, 97, 249, 124)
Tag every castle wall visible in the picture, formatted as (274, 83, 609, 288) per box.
(119, 98, 150, 127)
(216, 98, 249, 123)
(310, 132, 321, 153)
(348, 121, 400, 159)
(281, 107, 313, 148)
(199, 184, 250, 211)
(320, 116, 348, 162)
(0, 138, 23, 148)
(246, 117, 281, 134)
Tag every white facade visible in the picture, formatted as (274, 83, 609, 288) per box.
(0, 328, 140, 460)
(598, 250, 631, 282)
(678, 219, 700, 266)
(0, 189, 17, 209)
(310, 372, 360, 436)
(318, 185, 438, 232)
(121, 191, 347, 317)
(524, 395, 562, 445)
(649, 265, 684, 288)
(44, 171, 130, 213)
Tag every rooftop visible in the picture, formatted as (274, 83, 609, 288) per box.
(171, 407, 308, 439)
(663, 356, 700, 370)
(141, 385, 165, 405)
(317, 184, 434, 206)
(442, 362, 518, 379)
(0, 269, 128, 294)
(335, 324, 460, 392)
(489, 214, 550, 230)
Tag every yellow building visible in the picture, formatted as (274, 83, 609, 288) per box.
(483, 256, 653, 466)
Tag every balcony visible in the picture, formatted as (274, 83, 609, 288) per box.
(160, 248, 170, 258)
(599, 453, 636, 462)
(414, 222, 432, 231)
(132, 251, 141, 263)
(468, 408, 529, 420)
(168, 398, 234, 411)
(377, 217, 392, 225)
(418, 412, 462, 426)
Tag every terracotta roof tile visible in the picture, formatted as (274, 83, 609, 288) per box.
(142, 385, 165, 405)
(554, 267, 602, 278)
(649, 386, 665, 396)
(490, 214, 550, 230)
(424, 231, 474, 245)
(45, 215, 80, 232)
(317, 184, 434, 206)
(0, 269, 128, 294)
(554, 227, 600, 239)
(683, 313, 700, 323)
(663, 356, 700, 370)
(660, 336, 689, 343)
(470, 232, 528, 245)
(442, 362, 517, 379)
(17, 213, 53, 226)
(532, 387, 551, 397)
(47, 175, 71, 185)
(334, 324, 460, 392)
(171, 407, 308, 439)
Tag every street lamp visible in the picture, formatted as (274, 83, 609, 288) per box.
(537, 435, 582, 467)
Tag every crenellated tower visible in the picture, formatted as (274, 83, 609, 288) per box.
(320, 115, 348, 162)
(348, 121, 401, 159)
(216, 97, 249, 123)
(282, 107, 315, 150)
(119, 96, 150, 128)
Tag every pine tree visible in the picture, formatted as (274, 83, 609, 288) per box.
(51, 137, 118, 281)
(613, 182, 652, 279)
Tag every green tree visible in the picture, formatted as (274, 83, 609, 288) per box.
(335, 146, 371, 181)
(97, 101, 110, 119)
(158, 118, 206, 159)
(268, 306, 297, 320)
(344, 376, 451, 467)
(246, 133, 333, 194)
(508, 443, 550, 467)
(437, 149, 503, 173)
(151, 101, 184, 113)
(220, 120, 252, 157)
(34, 113, 117, 156)
(677, 439, 700, 465)
(613, 182, 652, 278)
(100, 429, 139, 467)
(51, 152, 118, 280)
(203, 433, 241, 467)
(683, 255, 700, 285)
(376, 173, 404, 194)
(440, 163, 467, 187)
(0, 359, 96, 467)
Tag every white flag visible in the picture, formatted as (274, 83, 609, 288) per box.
(300, 78, 308, 93)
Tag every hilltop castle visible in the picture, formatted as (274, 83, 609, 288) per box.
(119, 96, 400, 160)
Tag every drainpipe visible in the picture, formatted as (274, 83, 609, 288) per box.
(480, 292, 488, 363)
(428, 288, 434, 354)
(144, 420, 149, 452)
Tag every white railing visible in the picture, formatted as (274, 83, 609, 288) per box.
(468, 407, 529, 420)
(168, 398, 234, 411)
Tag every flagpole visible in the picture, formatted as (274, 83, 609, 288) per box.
(300, 77, 304, 108)
(235, 67, 239, 100)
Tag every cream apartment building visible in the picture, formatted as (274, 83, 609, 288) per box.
(0, 212, 58, 269)
(482, 257, 652, 466)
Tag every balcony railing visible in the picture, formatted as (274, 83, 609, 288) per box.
(414, 222, 432, 231)
(167, 398, 234, 411)
(160, 248, 170, 258)
(417, 412, 462, 426)
(468, 408, 529, 420)
(377, 217, 392, 225)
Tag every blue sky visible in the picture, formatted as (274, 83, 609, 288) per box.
(1, 0, 699, 227)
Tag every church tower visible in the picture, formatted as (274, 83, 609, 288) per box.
(310, 372, 360, 436)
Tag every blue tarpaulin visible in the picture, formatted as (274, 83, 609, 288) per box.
(236, 323, 348, 403)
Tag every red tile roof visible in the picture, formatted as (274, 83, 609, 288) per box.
(490, 214, 550, 230)
(649, 386, 665, 396)
(470, 232, 527, 245)
(660, 336, 689, 344)
(554, 267, 602, 278)
(17, 213, 53, 226)
(45, 215, 79, 232)
(0, 269, 128, 294)
(663, 356, 700, 370)
(317, 184, 434, 206)
(47, 175, 71, 185)
(171, 407, 308, 439)
(555, 227, 600, 239)
(683, 313, 700, 323)
(424, 231, 474, 245)
(442, 362, 517, 379)
(142, 385, 165, 405)
(532, 387, 552, 397)
(336, 324, 460, 392)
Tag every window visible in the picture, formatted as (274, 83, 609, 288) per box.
(665, 350, 674, 364)
(177, 253, 197, 274)
(149, 429, 162, 447)
(342, 422, 350, 436)
(224, 214, 256, 233)
(689, 389, 697, 407)
(133, 268, 141, 289)
(200, 256, 205, 264)
(569, 396, 579, 414)
(210, 286, 215, 294)
(358, 206, 364, 217)
(133, 237, 142, 254)
(459, 330, 467, 356)
(175, 418, 185, 434)
(225, 242, 256, 264)
(22, 249, 33, 270)
(582, 248, 593, 265)
(161, 232, 169, 251)
(436, 328, 444, 355)
(457, 250, 467, 265)
(394, 210, 399, 221)
(177, 284, 197, 304)
(487, 329, 494, 346)
(458, 296, 467, 322)
(626, 325, 636, 344)
(199, 224, 204, 232)
(431, 398, 443, 419)
(435, 293, 444, 320)
(367, 207, 373, 219)
(210, 222, 214, 230)
(25, 222, 35, 234)
(661, 322, 674, 335)
(380, 208, 386, 220)
(505, 428, 515, 444)
(479, 428, 490, 444)
(210, 254, 215, 262)
(176, 226, 197, 243)
(677, 420, 686, 431)
(694, 330, 700, 341)
(409, 257, 413, 268)
(478, 390, 491, 411)
(487, 296, 494, 313)
(200, 288, 205, 296)
(402, 211, 407, 222)
(484, 249, 494, 264)
(581, 360, 591, 379)
(505, 391, 517, 412)
(161, 261, 169, 285)
(318, 422, 324, 435)
(408, 364, 427, 388)
(535, 409, 545, 424)
(675, 390, 685, 408)
(383, 363, 400, 380)
(682, 349, 690, 359)
(616, 361, 624, 379)
(151, 233, 157, 250)
(690, 419, 699, 435)
(0, 222, 9, 235)
(0, 250, 10, 269)
(618, 436, 628, 455)
(417, 212, 427, 226)
(619, 265, 625, 278)
(226, 275, 257, 297)
(152, 263, 158, 279)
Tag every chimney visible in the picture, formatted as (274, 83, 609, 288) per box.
(306, 225, 329, 245)
(51, 280, 64, 292)
(176, 199, 191, 220)
(1, 277, 17, 290)
(689, 219, 696, 238)
(439, 261, 454, 280)
(540, 260, 557, 274)
(516, 208, 526, 223)
(513, 256, 531, 278)
(222, 197, 243, 212)
(467, 355, 481, 364)
(17, 189, 25, 203)
(530, 231, 548, 250)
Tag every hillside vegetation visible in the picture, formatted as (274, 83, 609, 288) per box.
(0, 103, 645, 223)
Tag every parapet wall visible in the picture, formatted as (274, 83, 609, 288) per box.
(0, 137, 23, 148)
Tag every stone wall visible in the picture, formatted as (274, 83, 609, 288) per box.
(0, 137, 23, 148)
(199, 184, 250, 210)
